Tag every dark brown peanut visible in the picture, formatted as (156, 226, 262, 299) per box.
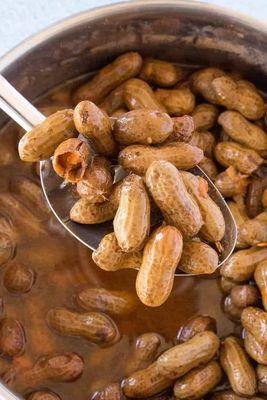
(223, 296, 243, 320)
(262, 188, 267, 208)
(0, 234, 14, 266)
(198, 157, 218, 181)
(154, 87, 195, 116)
(254, 261, 267, 310)
(0, 318, 25, 357)
(139, 58, 182, 87)
(227, 200, 249, 249)
(215, 167, 249, 198)
(74, 101, 117, 155)
(92, 382, 124, 400)
(189, 130, 216, 158)
(220, 276, 237, 294)
(47, 307, 118, 344)
(257, 364, 267, 394)
(118, 143, 204, 175)
(157, 331, 220, 379)
(179, 240, 218, 274)
(173, 360, 222, 400)
(177, 315, 217, 343)
(27, 391, 61, 400)
(241, 307, 267, 345)
(239, 211, 267, 246)
(123, 78, 166, 111)
(190, 67, 226, 103)
(73, 52, 142, 104)
(111, 108, 128, 118)
(244, 331, 267, 364)
(211, 390, 265, 400)
(3, 261, 35, 294)
(191, 103, 219, 131)
(246, 172, 267, 218)
(165, 115, 194, 143)
(99, 82, 127, 115)
(230, 284, 259, 308)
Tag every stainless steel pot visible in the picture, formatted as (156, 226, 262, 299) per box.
(0, 1, 267, 398)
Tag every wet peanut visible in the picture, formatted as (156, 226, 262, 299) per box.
(257, 364, 267, 394)
(212, 76, 265, 120)
(230, 284, 259, 308)
(177, 315, 217, 343)
(73, 52, 143, 104)
(262, 188, 267, 208)
(18, 109, 76, 161)
(244, 331, 267, 364)
(47, 307, 118, 344)
(157, 331, 220, 379)
(146, 161, 203, 237)
(191, 103, 219, 131)
(198, 157, 218, 181)
(3, 261, 35, 294)
(99, 82, 127, 115)
(221, 247, 267, 282)
(239, 211, 267, 246)
(123, 78, 166, 111)
(136, 225, 183, 307)
(114, 174, 150, 252)
(211, 390, 265, 400)
(74, 101, 117, 155)
(154, 87, 195, 116)
(254, 261, 267, 310)
(215, 167, 249, 198)
(173, 360, 222, 400)
(220, 336, 257, 396)
(220, 276, 237, 294)
(111, 108, 128, 118)
(0, 318, 25, 357)
(92, 382, 124, 400)
(165, 115, 194, 143)
(223, 295, 243, 320)
(189, 130, 216, 158)
(76, 287, 137, 315)
(0, 234, 14, 266)
(92, 232, 142, 271)
(119, 143, 204, 175)
(246, 172, 267, 218)
(139, 58, 182, 87)
(241, 307, 267, 345)
(227, 200, 249, 249)
(28, 391, 61, 400)
(179, 240, 218, 275)
(190, 67, 225, 104)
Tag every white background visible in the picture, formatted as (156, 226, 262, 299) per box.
(0, 0, 266, 57)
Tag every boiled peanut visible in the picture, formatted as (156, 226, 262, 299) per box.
(52, 138, 91, 183)
(257, 364, 267, 394)
(220, 276, 237, 294)
(99, 82, 127, 115)
(189, 130, 216, 158)
(191, 103, 219, 131)
(241, 307, 267, 345)
(173, 360, 222, 400)
(122, 361, 173, 398)
(73, 52, 142, 104)
(221, 247, 267, 282)
(227, 200, 249, 249)
(123, 78, 166, 111)
(215, 167, 249, 198)
(157, 331, 220, 379)
(244, 331, 267, 364)
(198, 157, 218, 181)
(76, 156, 113, 203)
(76, 287, 137, 315)
(211, 389, 265, 400)
(74, 101, 117, 155)
(136, 225, 183, 307)
(146, 161, 203, 237)
(177, 315, 217, 343)
(92, 232, 141, 271)
(190, 67, 225, 103)
(178, 240, 218, 274)
(3, 261, 35, 294)
(0, 357, 11, 378)
(139, 58, 182, 87)
(114, 110, 173, 145)
(119, 143, 204, 175)
(218, 111, 267, 153)
(28, 391, 61, 400)
(263, 188, 267, 208)
(114, 174, 150, 252)
(212, 76, 265, 120)
(165, 115, 194, 143)
(18, 109, 76, 161)
(223, 295, 243, 320)
(230, 284, 259, 308)
(0, 234, 14, 266)
(246, 172, 267, 218)
(111, 108, 128, 118)
(92, 383, 123, 400)
(47, 307, 118, 344)
(154, 87, 195, 116)
(254, 260, 267, 310)
(0, 318, 25, 357)
(239, 211, 267, 246)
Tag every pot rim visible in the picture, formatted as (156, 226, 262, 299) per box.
(0, 0, 267, 73)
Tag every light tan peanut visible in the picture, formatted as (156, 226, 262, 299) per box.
(220, 276, 237, 294)
(246, 173, 267, 218)
(177, 315, 217, 343)
(154, 87, 195, 116)
(27, 391, 61, 400)
(211, 390, 265, 400)
(92, 383, 124, 400)
(99, 82, 127, 115)
(214, 142, 263, 174)
(189, 130, 216, 158)
(241, 307, 267, 345)
(227, 200, 249, 249)
(122, 361, 173, 398)
(215, 167, 249, 198)
(212, 77, 265, 120)
(119, 143, 204, 175)
(190, 67, 226, 103)
(0, 318, 25, 357)
(191, 103, 219, 131)
(178, 240, 218, 274)
(76, 156, 113, 203)
(198, 157, 218, 181)
(263, 188, 267, 208)
(76, 288, 137, 315)
(218, 111, 267, 154)
(221, 247, 267, 282)
(73, 52, 143, 104)
(220, 336, 257, 396)
(244, 331, 267, 364)
(254, 261, 267, 310)
(123, 78, 166, 111)
(47, 307, 118, 344)
(165, 115, 194, 143)
(92, 232, 142, 271)
(257, 364, 267, 394)
(114, 110, 173, 145)
(114, 174, 150, 252)
(3, 261, 35, 294)
(0, 234, 14, 266)
(173, 360, 222, 400)
(146, 161, 203, 237)
(136, 225, 183, 307)
(139, 58, 182, 87)
(223, 295, 243, 320)
(239, 212, 267, 246)
(18, 109, 76, 161)
(230, 285, 259, 308)
(157, 331, 220, 379)
(74, 101, 117, 155)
